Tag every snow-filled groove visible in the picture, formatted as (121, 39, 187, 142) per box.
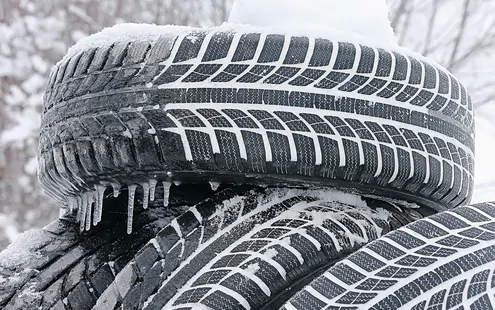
(282, 202, 495, 310)
(40, 25, 474, 212)
(145, 31, 472, 125)
(89, 187, 412, 310)
(159, 102, 472, 174)
(64, 94, 472, 231)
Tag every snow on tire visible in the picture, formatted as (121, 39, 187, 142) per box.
(39, 24, 475, 215)
(0, 187, 186, 310)
(282, 202, 495, 310)
(93, 187, 429, 310)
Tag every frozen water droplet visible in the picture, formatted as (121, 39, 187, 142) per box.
(76, 195, 83, 222)
(80, 193, 88, 232)
(173, 180, 181, 186)
(94, 185, 106, 225)
(162, 181, 172, 207)
(127, 185, 137, 234)
(111, 183, 121, 198)
(68, 196, 76, 213)
(142, 182, 150, 210)
(209, 181, 221, 191)
(149, 179, 157, 201)
(85, 192, 94, 231)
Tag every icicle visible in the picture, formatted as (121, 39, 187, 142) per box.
(149, 179, 157, 201)
(162, 181, 172, 207)
(85, 191, 94, 231)
(94, 185, 106, 225)
(209, 181, 221, 191)
(76, 195, 83, 223)
(111, 183, 121, 198)
(80, 193, 88, 232)
(173, 180, 182, 186)
(142, 182, 150, 209)
(127, 185, 137, 234)
(67, 196, 76, 214)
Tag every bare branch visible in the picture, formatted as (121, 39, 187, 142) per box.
(390, 0, 409, 30)
(422, 0, 441, 56)
(449, 0, 471, 67)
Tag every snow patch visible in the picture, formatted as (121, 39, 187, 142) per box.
(6, 282, 42, 309)
(373, 207, 391, 221)
(229, 0, 396, 45)
(191, 305, 214, 310)
(245, 262, 260, 274)
(209, 181, 221, 191)
(0, 228, 53, 269)
(263, 248, 278, 260)
(122, 129, 132, 138)
(64, 23, 193, 59)
(63, 19, 444, 73)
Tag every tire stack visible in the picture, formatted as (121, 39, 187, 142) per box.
(0, 24, 482, 310)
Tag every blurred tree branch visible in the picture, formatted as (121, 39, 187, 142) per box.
(389, 0, 495, 110)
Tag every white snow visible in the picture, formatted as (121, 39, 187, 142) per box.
(64, 23, 193, 59)
(111, 183, 121, 198)
(245, 262, 260, 274)
(63, 14, 448, 74)
(0, 228, 53, 269)
(229, 0, 397, 45)
(191, 305, 214, 310)
(209, 181, 221, 191)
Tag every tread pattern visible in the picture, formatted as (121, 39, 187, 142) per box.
(93, 187, 424, 310)
(282, 202, 495, 310)
(43, 31, 474, 131)
(39, 26, 475, 211)
(0, 186, 188, 310)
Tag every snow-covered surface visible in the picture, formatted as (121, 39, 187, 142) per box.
(0, 228, 52, 269)
(229, 0, 397, 46)
(64, 23, 192, 59)
(158, 187, 390, 308)
(245, 262, 260, 274)
(64, 18, 445, 74)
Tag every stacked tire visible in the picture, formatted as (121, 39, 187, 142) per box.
(0, 24, 480, 310)
(39, 25, 474, 212)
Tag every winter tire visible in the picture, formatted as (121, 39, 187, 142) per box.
(0, 183, 200, 310)
(93, 187, 430, 310)
(39, 24, 475, 212)
(282, 202, 495, 310)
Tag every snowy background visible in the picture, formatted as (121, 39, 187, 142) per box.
(1, 0, 495, 250)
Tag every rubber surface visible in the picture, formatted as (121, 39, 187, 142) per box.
(0, 183, 219, 310)
(39, 25, 475, 211)
(93, 187, 428, 310)
(283, 202, 495, 310)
